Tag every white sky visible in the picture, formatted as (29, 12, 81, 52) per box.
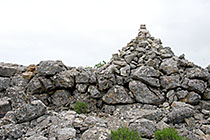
(0, 0, 210, 68)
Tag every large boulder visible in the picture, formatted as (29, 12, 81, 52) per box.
(37, 60, 66, 76)
(15, 100, 47, 123)
(160, 58, 179, 75)
(102, 85, 134, 104)
(129, 80, 164, 105)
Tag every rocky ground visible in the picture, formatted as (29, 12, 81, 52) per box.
(0, 25, 210, 140)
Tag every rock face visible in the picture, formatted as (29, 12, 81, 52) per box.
(0, 25, 210, 140)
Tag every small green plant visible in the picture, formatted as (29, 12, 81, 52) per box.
(94, 60, 106, 69)
(155, 127, 190, 140)
(111, 127, 141, 140)
(74, 101, 88, 114)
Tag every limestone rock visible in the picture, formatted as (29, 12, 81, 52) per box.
(160, 75, 180, 90)
(186, 67, 210, 81)
(51, 70, 75, 89)
(15, 100, 47, 123)
(188, 79, 207, 94)
(0, 77, 10, 91)
(88, 85, 102, 99)
(166, 102, 194, 123)
(81, 126, 110, 140)
(129, 80, 164, 104)
(129, 118, 156, 138)
(102, 85, 134, 104)
(0, 98, 12, 118)
(0, 62, 21, 77)
(160, 58, 179, 75)
(203, 88, 210, 100)
(37, 60, 66, 76)
(51, 90, 70, 107)
(97, 72, 115, 91)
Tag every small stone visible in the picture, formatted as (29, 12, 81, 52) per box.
(120, 65, 130, 77)
(76, 84, 88, 93)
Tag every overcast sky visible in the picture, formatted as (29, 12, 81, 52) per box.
(0, 0, 210, 68)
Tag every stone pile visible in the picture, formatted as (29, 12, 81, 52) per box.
(0, 25, 210, 140)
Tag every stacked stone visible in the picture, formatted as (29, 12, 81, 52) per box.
(0, 25, 210, 140)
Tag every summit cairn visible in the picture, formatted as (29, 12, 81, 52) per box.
(0, 25, 210, 140)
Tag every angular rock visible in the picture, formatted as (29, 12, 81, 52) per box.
(55, 127, 76, 140)
(0, 98, 12, 118)
(160, 75, 180, 90)
(0, 62, 19, 77)
(131, 66, 160, 87)
(176, 90, 188, 100)
(132, 65, 160, 78)
(166, 90, 178, 104)
(159, 47, 174, 58)
(15, 100, 47, 123)
(0, 77, 10, 91)
(188, 79, 207, 94)
(203, 88, 210, 100)
(10, 75, 29, 87)
(102, 105, 115, 114)
(97, 72, 115, 91)
(39, 76, 54, 91)
(186, 67, 210, 80)
(51, 70, 75, 89)
(185, 92, 201, 105)
(129, 80, 164, 104)
(75, 69, 90, 84)
(88, 85, 102, 99)
(81, 126, 110, 140)
(160, 58, 179, 75)
(51, 90, 70, 107)
(166, 102, 194, 123)
(102, 85, 134, 104)
(124, 53, 137, 63)
(129, 118, 156, 138)
(26, 76, 43, 94)
(76, 84, 88, 93)
(37, 60, 66, 76)
(120, 65, 130, 77)
(200, 101, 210, 110)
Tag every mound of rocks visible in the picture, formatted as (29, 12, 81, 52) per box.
(0, 25, 210, 140)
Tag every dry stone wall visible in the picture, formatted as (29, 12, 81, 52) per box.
(0, 25, 210, 140)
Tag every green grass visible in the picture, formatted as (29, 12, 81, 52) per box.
(74, 101, 88, 114)
(155, 127, 190, 140)
(94, 60, 106, 69)
(111, 127, 141, 140)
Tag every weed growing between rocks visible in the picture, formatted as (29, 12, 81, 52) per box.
(155, 127, 190, 140)
(111, 127, 142, 140)
(74, 101, 88, 114)
(94, 60, 106, 68)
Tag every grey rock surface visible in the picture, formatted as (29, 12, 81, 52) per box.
(15, 100, 46, 123)
(102, 85, 134, 104)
